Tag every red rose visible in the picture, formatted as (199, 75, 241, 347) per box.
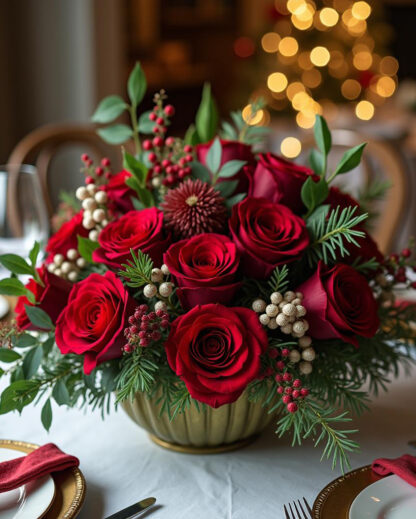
(249, 153, 318, 214)
(46, 211, 88, 261)
(15, 266, 72, 330)
(196, 139, 255, 193)
(297, 261, 379, 346)
(164, 233, 241, 309)
(165, 304, 268, 407)
(229, 197, 309, 278)
(92, 208, 171, 269)
(104, 170, 136, 214)
(55, 271, 136, 374)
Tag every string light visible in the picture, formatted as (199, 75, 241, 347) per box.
(262, 32, 281, 53)
(267, 72, 288, 92)
(376, 76, 396, 98)
(352, 1, 371, 21)
(353, 51, 373, 70)
(287, 82, 306, 100)
(341, 79, 361, 99)
(310, 46, 330, 67)
(380, 56, 399, 76)
(281, 137, 302, 158)
(319, 8, 339, 27)
(279, 37, 299, 56)
(242, 105, 264, 125)
(355, 100, 374, 120)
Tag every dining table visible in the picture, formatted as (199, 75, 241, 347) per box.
(1, 361, 415, 519)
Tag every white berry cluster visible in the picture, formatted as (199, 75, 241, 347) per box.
(143, 264, 173, 310)
(252, 290, 316, 375)
(47, 248, 86, 282)
(75, 184, 111, 241)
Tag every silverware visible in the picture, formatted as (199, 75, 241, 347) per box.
(104, 497, 156, 519)
(284, 498, 313, 519)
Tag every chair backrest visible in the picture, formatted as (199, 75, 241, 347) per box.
(299, 129, 407, 254)
(7, 123, 121, 219)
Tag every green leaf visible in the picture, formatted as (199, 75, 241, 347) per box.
(97, 124, 133, 145)
(77, 236, 100, 263)
(0, 278, 27, 296)
(127, 62, 147, 106)
(42, 336, 55, 357)
(206, 137, 222, 174)
(125, 177, 154, 208)
(314, 115, 332, 156)
(29, 242, 40, 268)
(0, 254, 33, 275)
(301, 177, 329, 212)
(123, 151, 148, 187)
(190, 162, 211, 183)
(52, 379, 70, 406)
(215, 180, 238, 198)
(184, 124, 200, 146)
(23, 346, 43, 378)
(91, 95, 127, 123)
(217, 160, 246, 179)
(138, 110, 154, 133)
(14, 333, 37, 348)
(131, 197, 145, 211)
(333, 143, 367, 176)
(0, 348, 21, 363)
(195, 83, 218, 143)
(309, 149, 325, 176)
(41, 399, 53, 431)
(24, 305, 54, 331)
(0, 380, 39, 414)
(225, 192, 246, 209)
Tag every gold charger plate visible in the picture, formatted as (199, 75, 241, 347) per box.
(0, 439, 86, 519)
(312, 465, 383, 518)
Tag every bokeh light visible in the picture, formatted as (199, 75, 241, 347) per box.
(352, 1, 371, 21)
(261, 32, 281, 53)
(279, 36, 299, 56)
(355, 100, 374, 120)
(376, 76, 396, 98)
(281, 137, 302, 158)
(302, 68, 322, 88)
(233, 37, 255, 58)
(380, 56, 399, 76)
(341, 79, 361, 99)
(353, 51, 373, 70)
(319, 8, 339, 27)
(242, 104, 264, 125)
(267, 72, 288, 92)
(310, 46, 330, 67)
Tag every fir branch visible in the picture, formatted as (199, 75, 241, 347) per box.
(115, 347, 159, 403)
(268, 265, 290, 294)
(119, 249, 153, 288)
(306, 206, 368, 266)
(358, 180, 391, 224)
(351, 256, 380, 274)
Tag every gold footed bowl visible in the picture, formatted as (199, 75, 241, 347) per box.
(121, 391, 275, 454)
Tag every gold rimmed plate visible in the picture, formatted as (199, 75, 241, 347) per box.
(312, 465, 384, 518)
(0, 440, 86, 519)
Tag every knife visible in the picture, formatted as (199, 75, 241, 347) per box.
(104, 497, 156, 519)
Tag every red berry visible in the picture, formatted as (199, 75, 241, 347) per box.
(185, 154, 193, 162)
(156, 117, 165, 126)
(269, 349, 279, 359)
(159, 127, 167, 134)
(143, 140, 153, 150)
(402, 248, 411, 258)
(184, 144, 193, 153)
(284, 386, 293, 395)
(85, 176, 94, 184)
(178, 168, 188, 179)
(153, 105, 159, 112)
(283, 372, 292, 382)
(86, 159, 93, 167)
(412, 281, 416, 289)
(161, 319, 169, 329)
(153, 126, 160, 133)
(140, 338, 150, 347)
(95, 166, 104, 176)
(183, 166, 191, 176)
(287, 402, 298, 413)
(154, 164, 162, 174)
(81, 153, 89, 162)
(293, 379, 302, 388)
(276, 361, 285, 371)
(105, 172, 112, 180)
(165, 137, 175, 147)
(277, 386, 284, 394)
(179, 157, 187, 167)
(164, 105, 175, 117)
(101, 158, 111, 167)
(281, 348, 290, 357)
(300, 388, 309, 397)
(153, 137, 164, 147)
(123, 344, 132, 353)
(148, 152, 157, 163)
(165, 165, 174, 175)
(292, 390, 301, 399)
(275, 373, 283, 382)
(128, 315, 136, 324)
(149, 112, 157, 121)
(282, 395, 292, 404)
(162, 159, 171, 168)
(165, 174, 175, 185)
(395, 273, 406, 283)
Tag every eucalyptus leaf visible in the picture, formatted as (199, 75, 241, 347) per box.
(52, 379, 70, 406)
(195, 83, 218, 143)
(135, 186, 155, 208)
(0, 278, 27, 296)
(301, 177, 329, 212)
(333, 143, 367, 176)
(0, 348, 21, 363)
(215, 180, 238, 198)
(0, 380, 39, 414)
(314, 115, 332, 156)
(29, 242, 40, 268)
(41, 399, 52, 431)
(184, 124, 200, 146)
(131, 197, 145, 210)
(309, 149, 325, 176)
(123, 151, 148, 187)
(22, 345, 43, 379)
(0, 254, 33, 275)
(206, 137, 222, 174)
(77, 236, 100, 263)
(24, 305, 54, 331)
(92, 95, 127, 123)
(190, 162, 211, 183)
(42, 337, 55, 357)
(138, 110, 154, 133)
(225, 192, 246, 209)
(15, 333, 37, 348)
(217, 160, 246, 179)
(127, 62, 147, 106)
(97, 124, 133, 145)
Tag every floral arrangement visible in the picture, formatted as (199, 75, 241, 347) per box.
(1, 64, 415, 471)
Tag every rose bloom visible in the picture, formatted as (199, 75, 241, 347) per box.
(104, 170, 136, 214)
(55, 271, 136, 374)
(15, 266, 72, 330)
(196, 139, 255, 193)
(92, 208, 170, 269)
(229, 197, 309, 279)
(249, 153, 318, 214)
(165, 304, 268, 407)
(45, 211, 88, 261)
(297, 261, 380, 346)
(164, 233, 241, 309)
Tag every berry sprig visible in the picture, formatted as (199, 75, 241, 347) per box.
(80, 154, 113, 186)
(275, 372, 309, 414)
(123, 304, 170, 352)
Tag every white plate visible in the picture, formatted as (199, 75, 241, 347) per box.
(0, 449, 55, 519)
(349, 474, 416, 519)
(0, 296, 10, 320)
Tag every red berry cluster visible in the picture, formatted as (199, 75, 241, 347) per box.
(81, 154, 112, 185)
(385, 245, 416, 287)
(123, 304, 169, 352)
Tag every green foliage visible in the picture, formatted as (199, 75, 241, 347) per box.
(0, 254, 34, 275)
(77, 236, 100, 263)
(215, 180, 238, 198)
(206, 137, 222, 174)
(116, 347, 160, 403)
(268, 265, 290, 294)
(119, 249, 153, 288)
(331, 143, 367, 178)
(127, 62, 147, 107)
(221, 99, 271, 145)
(358, 179, 391, 224)
(0, 349, 21, 363)
(0, 278, 30, 298)
(314, 115, 332, 158)
(92, 95, 127, 124)
(195, 83, 219, 143)
(24, 306, 54, 331)
(351, 256, 380, 274)
(217, 160, 247, 179)
(97, 124, 133, 145)
(41, 399, 52, 431)
(225, 193, 246, 209)
(190, 162, 211, 183)
(138, 111, 154, 134)
(309, 148, 325, 176)
(123, 151, 148, 187)
(301, 177, 329, 215)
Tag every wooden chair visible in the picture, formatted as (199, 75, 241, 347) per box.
(299, 129, 408, 254)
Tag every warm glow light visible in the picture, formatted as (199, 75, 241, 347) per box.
(310, 46, 330, 67)
(287, 82, 306, 100)
(353, 51, 373, 70)
(380, 56, 399, 76)
(296, 111, 316, 128)
(261, 32, 281, 53)
(267, 72, 288, 92)
(279, 37, 299, 56)
(355, 100, 374, 120)
(352, 1, 371, 21)
(292, 91, 311, 110)
(295, 3, 314, 22)
(319, 8, 339, 27)
(281, 137, 302, 158)
(302, 68, 322, 88)
(376, 76, 396, 97)
(328, 61, 349, 78)
(341, 79, 361, 100)
(298, 51, 313, 70)
(242, 105, 264, 125)
(233, 37, 255, 58)
(287, 0, 305, 15)
(291, 14, 313, 30)
(348, 20, 367, 36)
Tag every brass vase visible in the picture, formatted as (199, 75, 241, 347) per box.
(121, 391, 275, 453)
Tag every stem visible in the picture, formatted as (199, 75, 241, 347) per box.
(129, 105, 141, 156)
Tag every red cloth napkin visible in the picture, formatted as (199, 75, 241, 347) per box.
(372, 454, 416, 487)
(0, 443, 79, 493)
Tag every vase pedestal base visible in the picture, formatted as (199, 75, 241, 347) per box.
(148, 433, 260, 454)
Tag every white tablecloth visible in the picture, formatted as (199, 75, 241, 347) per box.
(1, 366, 416, 519)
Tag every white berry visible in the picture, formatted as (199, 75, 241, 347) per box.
(299, 361, 313, 375)
(76, 186, 88, 200)
(101, 219, 109, 227)
(76, 257, 87, 269)
(144, 284, 157, 298)
(92, 208, 106, 223)
(292, 298, 302, 306)
(266, 304, 279, 317)
(89, 230, 99, 241)
(151, 268, 164, 283)
(61, 261, 72, 274)
(276, 313, 288, 327)
(302, 347, 316, 362)
(154, 301, 167, 312)
(82, 198, 97, 211)
(284, 291, 296, 302)
(152, 176, 162, 188)
(259, 314, 270, 326)
(281, 324, 293, 334)
(252, 299, 267, 313)
(86, 183, 96, 195)
(159, 282, 173, 297)
(270, 292, 283, 305)
(161, 264, 170, 275)
(295, 292, 303, 300)
(67, 271, 78, 282)
(292, 320, 307, 335)
(54, 254, 64, 266)
(282, 303, 296, 317)
(299, 336, 312, 349)
(67, 248, 78, 261)
(47, 263, 56, 273)
(289, 349, 301, 363)
(267, 319, 278, 330)
(54, 268, 62, 277)
(296, 305, 307, 318)
(94, 190, 108, 204)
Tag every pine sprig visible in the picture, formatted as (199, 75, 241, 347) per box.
(119, 249, 153, 288)
(307, 206, 368, 265)
(351, 256, 380, 274)
(358, 180, 391, 224)
(268, 265, 290, 294)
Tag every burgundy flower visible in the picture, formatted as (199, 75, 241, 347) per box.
(45, 211, 88, 261)
(104, 170, 136, 214)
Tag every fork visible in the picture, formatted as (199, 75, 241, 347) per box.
(283, 498, 313, 519)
